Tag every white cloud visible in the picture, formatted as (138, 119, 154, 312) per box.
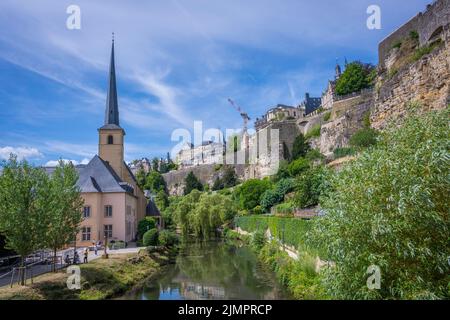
(0, 146, 43, 161)
(43, 141, 96, 159)
(44, 158, 90, 167)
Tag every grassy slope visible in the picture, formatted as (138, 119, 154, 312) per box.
(0, 248, 174, 300)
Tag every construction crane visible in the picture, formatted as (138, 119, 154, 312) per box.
(227, 98, 251, 133)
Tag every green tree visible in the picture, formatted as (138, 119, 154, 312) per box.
(155, 190, 169, 211)
(184, 171, 203, 195)
(135, 169, 147, 190)
(143, 228, 159, 246)
(145, 171, 166, 193)
(234, 179, 272, 210)
(292, 134, 310, 160)
(349, 128, 378, 150)
(137, 217, 156, 239)
(335, 61, 375, 96)
(294, 166, 330, 209)
(151, 157, 160, 172)
(43, 161, 84, 272)
(309, 107, 450, 299)
(288, 158, 310, 177)
(0, 156, 50, 285)
(261, 178, 296, 211)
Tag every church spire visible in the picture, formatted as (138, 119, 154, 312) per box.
(105, 33, 120, 126)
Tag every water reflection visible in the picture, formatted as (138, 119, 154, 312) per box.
(127, 240, 291, 300)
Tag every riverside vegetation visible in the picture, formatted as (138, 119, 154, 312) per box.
(158, 105, 449, 300)
(0, 104, 447, 300)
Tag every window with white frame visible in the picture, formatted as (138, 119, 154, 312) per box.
(104, 205, 113, 217)
(82, 226, 91, 241)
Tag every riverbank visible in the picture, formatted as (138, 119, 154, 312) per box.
(225, 229, 328, 300)
(0, 247, 176, 300)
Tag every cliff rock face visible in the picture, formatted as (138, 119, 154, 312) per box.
(311, 100, 372, 158)
(372, 24, 450, 130)
(163, 164, 246, 196)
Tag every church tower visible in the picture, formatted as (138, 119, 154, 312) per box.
(98, 36, 125, 179)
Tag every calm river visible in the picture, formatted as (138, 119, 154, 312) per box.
(123, 240, 292, 300)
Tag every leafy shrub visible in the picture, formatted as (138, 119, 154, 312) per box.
(184, 171, 203, 195)
(158, 230, 178, 247)
(260, 179, 295, 211)
(362, 111, 371, 128)
(212, 166, 238, 191)
(137, 217, 156, 239)
(292, 134, 309, 160)
(288, 158, 310, 177)
(294, 166, 330, 209)
(349, 128, 378, 149)
(143, 228, 159, 246)
(274, 160, 290, 182)
(234, 179, 272, 210)
(251, 205, 263, 215)
(305, 149, 325, 163)
(251, 230, 266, 250)
(274, 202, 295, 216)
(333, 147, 355, 159)
(144, 171, 166, 193)
(305, 124, 321, 139)
(235, 215, 312, 250)
(323, 112, 331, 122)
(259, 242, 328, 299)
(409, 30, 419, 41)
(309, 107, 450, 299)
(412, 39, 442, 62)
(335, 61, 375, 96)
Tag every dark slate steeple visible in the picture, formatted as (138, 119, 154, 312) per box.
(104, 33, 120, 128)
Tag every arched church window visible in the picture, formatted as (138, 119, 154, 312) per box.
(107, 135, 114, 145)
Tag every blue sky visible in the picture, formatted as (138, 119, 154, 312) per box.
(0, 0, 431, 165)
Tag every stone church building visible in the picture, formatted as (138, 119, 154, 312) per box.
(54, 40, 147, 247)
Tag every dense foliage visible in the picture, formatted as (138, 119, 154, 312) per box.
(235, 215, 312, 250)
(174, 190, 237, 238)
(137, 217, 156, 239)
(184, 171, 203, 195)
(349, 128, 378, 149)
(292, 134, 310, 160)
(294, 166, 331, 209)
(145, 171, 166, 193)
(333, 147, 355, 159)
(212, 166, 238, 191)
(233, 179, 272, 210)
(260, 178, 295, 211)
(143, 228, 159, 246)
(0, 157, 83, 280)
(259, 242, 328, 299)
(158, 230, 178, 247)
(335, 61, 376, 96)
(305, 124, 321, 139)
(288, 158, 310, 177)
(309, 107, 450, 299)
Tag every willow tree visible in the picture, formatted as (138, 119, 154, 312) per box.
(43, 161, 84, 272)
(0, 156, 50, 285)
